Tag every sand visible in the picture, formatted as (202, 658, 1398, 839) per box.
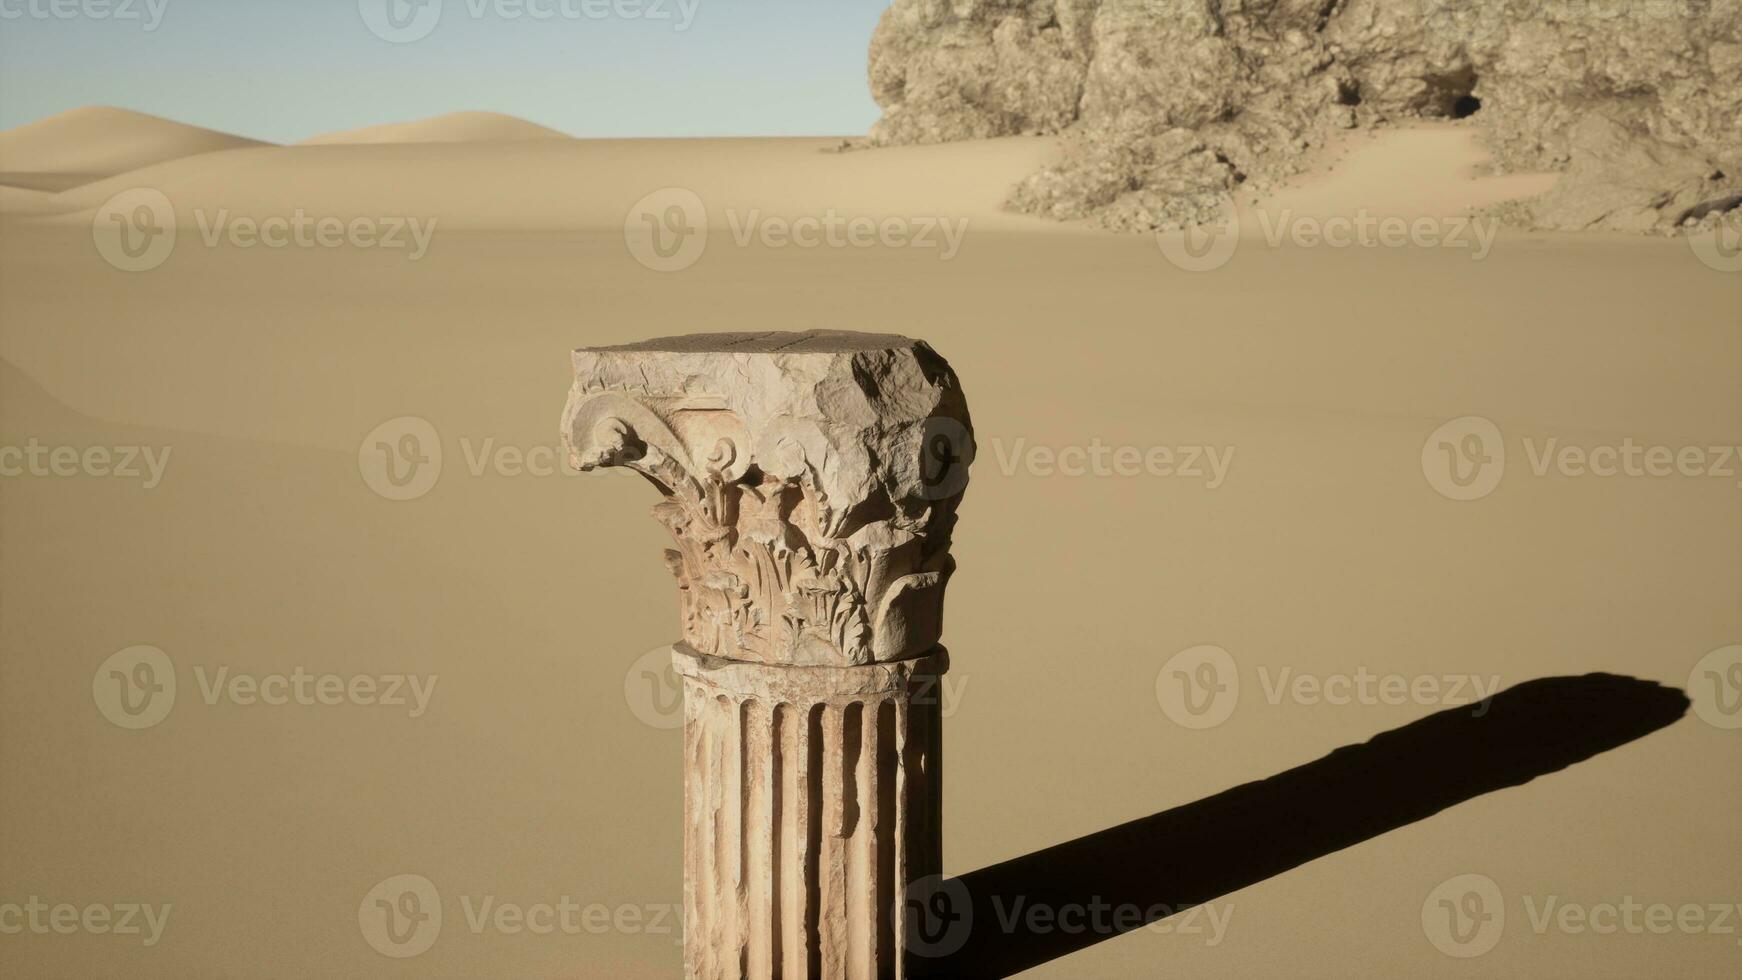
(0, 106, 268, 193)
(297, 111, 575, 146)
(1, 112, 1738, 979)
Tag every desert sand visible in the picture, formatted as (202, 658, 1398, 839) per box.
(297, 111, 574, 146)
(0, 109, 1738, 979)
(0, 106, 268, 192)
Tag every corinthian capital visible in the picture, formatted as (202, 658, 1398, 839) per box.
(562, 331, 973, 667)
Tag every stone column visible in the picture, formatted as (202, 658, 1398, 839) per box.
(562, 332, 973, 980)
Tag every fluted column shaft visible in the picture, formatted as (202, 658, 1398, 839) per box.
(676, 646, 945, 980)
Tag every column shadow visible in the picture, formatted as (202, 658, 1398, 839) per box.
(922, 673, 1689, 978)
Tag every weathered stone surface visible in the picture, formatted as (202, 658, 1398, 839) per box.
(866, 0, 1742, 233)
(675, 647, 945, 979)
(564, 331, 970, 978)
(564, 330, 972, 668)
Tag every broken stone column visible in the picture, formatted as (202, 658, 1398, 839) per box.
(562, 331, 973, 979)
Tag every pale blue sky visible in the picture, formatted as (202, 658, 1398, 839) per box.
(0, 0, 891, 142)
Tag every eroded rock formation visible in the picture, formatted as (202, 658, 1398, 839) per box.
(867, 0, 1742, 233)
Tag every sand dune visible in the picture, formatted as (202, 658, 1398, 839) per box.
(13, 121, 1557, 239)
(1250, 123, 1560, 224)
(34, 135, 1064, 231)
(298, 111, 572, 145)
(0, 107, 267, 192)
(0, 184, 59, 215)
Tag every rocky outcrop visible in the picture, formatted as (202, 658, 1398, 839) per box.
(866, 0, 1742, 233)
